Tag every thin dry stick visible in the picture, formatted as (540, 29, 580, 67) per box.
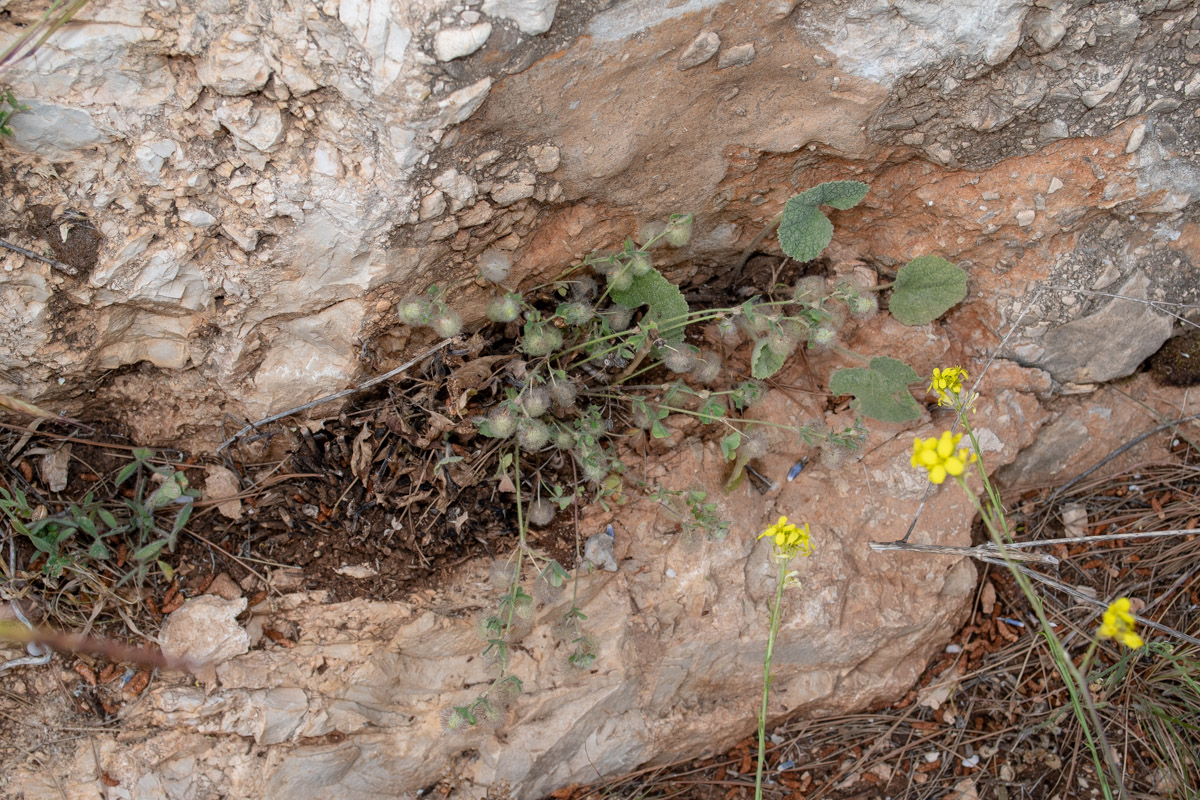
(217, 339, 453, 452)
(868, 540, 1058, 565)
(0, 238, 78, 276)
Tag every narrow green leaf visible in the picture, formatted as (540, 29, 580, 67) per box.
(132, 539, 168, 562)
(889, 256, 968, 325)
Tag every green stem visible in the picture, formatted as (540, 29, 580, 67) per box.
(756, 557, 788, 800)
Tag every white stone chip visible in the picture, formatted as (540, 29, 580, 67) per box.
(482, 0, 558, 34)
(434, 23, 493, 61)
(160, 596, 250, 672)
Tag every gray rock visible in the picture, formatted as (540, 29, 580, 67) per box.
(483, 0, 558, 34)
(717, 43, 756, 70)
(491, 172, 536, 206)
(1038, 119, 1069, 141)
(436, 77, 492, 126)
(1034, 273, 1174, 383)
(179, 207, 218, 228)
(527, 143, 561, 172)
(584, 528, 617, 572)
(677, 31, 720, 70)
(6, 100, 109, 157)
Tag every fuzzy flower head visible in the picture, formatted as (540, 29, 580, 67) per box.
(757, 516, 813, 561)
(1099, 597, 1144, 649)
(928, 366, 978, 412)
(911, 430, 976, 485)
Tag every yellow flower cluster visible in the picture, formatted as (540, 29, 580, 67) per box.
(927, 366, 977, 412)
(1099, 597, 1144, 649)
(757, 516, 812, 559)
(911, 430, 976, 485)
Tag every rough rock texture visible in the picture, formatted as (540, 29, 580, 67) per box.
(3, 0, 1200, 797)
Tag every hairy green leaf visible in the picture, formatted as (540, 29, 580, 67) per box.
(610, 268, 689, 344)
(889, 256, 968, 325)
(828, 357, 921, 423)
(721, 431, 741, 462)
(777, 181, 870, 262)
(750, 339, 788, 380)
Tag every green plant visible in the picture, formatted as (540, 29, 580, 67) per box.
(0, 89, 26, 137)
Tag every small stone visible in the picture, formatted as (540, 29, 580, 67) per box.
(1185, 74, 1200, 98)
(433, 168, 478, 210)
(437, 77, 492, 126)
(491, 172, 536, 206)
(205, 572, 243, 601)
(457, 200, 494, 227)
(1047, 177, 1064, 194)
(482, 0, 558, 34)
(1061, 504, 1089, 537)
(1016, 209, 1035, 227)
(1038, 119, 1069, 141)
(419, 190, 446, 220)
(677, 31, 720, 70)
(160, 596, 249, 677)
(1145, 96, 1182, 114)
(527, 144, 560, 172)
(178, 207, 217, 228)
(901, 132, 925, 146)
(434, 23, 492, 61)
(717, 43, 755, 70)
(204, 465, 244, 520)
(1125, 123, 1146, 154)
(1126, 94, 1146, 116)
(334, 564, 379, 579)
(981, 190, 1000, 201)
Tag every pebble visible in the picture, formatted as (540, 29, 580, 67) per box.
(717, 43, 756, 70)
(677, 31, 720, 71)
(1125, 123, 1146, 154)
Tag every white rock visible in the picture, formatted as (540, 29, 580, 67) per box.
(1061, 504, 1089, 538)
(434, 23, 492, 61)
(214, 100, 284, 153)
(6, 100, 109, 158)
(1047, 177, 1064, 194)
(419, 190, 447, 220)
(160, 595, 250, 672)
(491, 172, 536, 206)
(1125, 124, 1146, 154)
(334, 564, 379, 579)
(204, 465, 244, 521)
(178, 207, 217, 228)
(196, 37, 271, 96)
(436, 77, 492, 126)
(432, 168, 478, 210)
(1016, 209, 1035, 227)
(482, 0, 559, 34)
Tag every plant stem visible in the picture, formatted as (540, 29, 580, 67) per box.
(755, 556, 788, 800)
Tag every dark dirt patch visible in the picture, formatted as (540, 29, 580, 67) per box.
(26, 202, 101, 277)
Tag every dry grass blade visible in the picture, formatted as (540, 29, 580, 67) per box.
(0, 392, 83, 426)
(0, 0, 92, 78)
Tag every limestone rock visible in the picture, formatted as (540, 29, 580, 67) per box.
(434, 23, 493, 61)
(483, 0, 559, 34)
(160, 596, 250, 673)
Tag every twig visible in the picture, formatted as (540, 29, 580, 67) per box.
(0, 237, 78, 276)
(1044, 414, 1200, 506)
(868, 540, 1059, 565)
(217, 339, 453, 452)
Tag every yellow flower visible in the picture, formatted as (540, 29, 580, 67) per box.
(928, 366, 977, 412)
(757, 516, 813, 560)
(910, 430, 976, 485)
(1099, 597, 1144, 649)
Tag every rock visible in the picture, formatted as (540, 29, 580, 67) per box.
(436, 77, 493, 126)
(432, 168, 478, 211)
(717, 43, 756, 70)
(583, 528, 617, 572)
(196, 35, 272, 96)
(205, 572, 243, 601)
(1038, 119, 1069, 140)
(527, 143, 561, 173)
(39, 446, 70, 493)
(1034, 274, 1174, 384)
(419, 190, 447, 221)
(491, 172, 536, 206)
(159, 596, 249, 675)
(204, 465, 244, 521)
(1061, 504, 1088, 537)
(1016, 209, 1035, 226)
(6, 100, 109, 158)
(1125, 123, 1146, 154)
(434, 23, 493, 61)
(677, 31, 721, 70)
(178, 207, 217, 228)
(334, 564, 379, 579)
(1027, 8, 1067, 50)
(483, 0, 559, 34)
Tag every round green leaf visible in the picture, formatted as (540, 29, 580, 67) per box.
(750, 339, 788, 380)
(777, 181, 870, 262)
(828, 357, 921, 423)
(889, 256, 968, 326)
